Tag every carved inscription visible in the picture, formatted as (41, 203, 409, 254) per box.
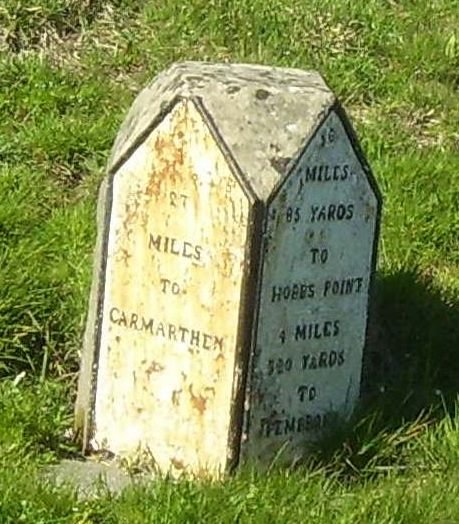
(148, 233, 203, 261)
(267, 350, 346, 376)
(260, 413, 327, 438)
(243, 110, 379, 463)
(109, 307, 224, 351)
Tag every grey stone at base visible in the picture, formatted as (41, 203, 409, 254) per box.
(45, 459, 150, 498)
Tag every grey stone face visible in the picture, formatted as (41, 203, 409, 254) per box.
(75, 62, 381, 478)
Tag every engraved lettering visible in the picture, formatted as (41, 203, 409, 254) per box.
(160, 278, 182, 295)
(202, 333, 213, 350)
(284, 417, 295, 433)
(170, 238, 180, 255)
(182, 241, 193, 258)
(320, 127, 336, 147)
(141, 316, 154, 334)
(160, 278, 169, 293)
(267, 357, 293, 375)
(213, 336, 224, 351)
(190, 329, 200, 347)
(297, 385, 317, 402)
(279, 329, 286, 344)
(294, 320, 340, 341)
(129, 313, 139, 330)
(310, 203, 354, 222)
(148, 233, 161, 251)
(110, 307, 120, 323)
(298, 163, 353, 191)
(310, 248, 328, 264)
(118, 310, 127, 327)
(286, 207, 300, 223)
(302, 350, 345, 370)
(109, 307, 224, 350)
(178, 326, 188, 343)
(169, 191, 188, 208)
(271, 283, 315, 302)
(148, 233, 202, 261)
(168, 323, 177, 341)
(260, 413, 327, 437)
(323, 277, 363, 297)
(156, 322, 165, 338)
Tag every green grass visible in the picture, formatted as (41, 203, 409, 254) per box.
(0, 0, 458, 521)
(3, 382, 459, 523)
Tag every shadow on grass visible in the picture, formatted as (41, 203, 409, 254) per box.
(310, 268, 459, 475)
(363, 269, 459, 420)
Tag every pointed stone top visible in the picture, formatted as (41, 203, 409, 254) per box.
(109, 61, 336, 201)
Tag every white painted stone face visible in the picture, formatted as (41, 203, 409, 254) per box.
(241, 111, 378, 463)
(94, 99, 250, 477)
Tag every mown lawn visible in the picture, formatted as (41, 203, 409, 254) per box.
(0, 0, 458, 522)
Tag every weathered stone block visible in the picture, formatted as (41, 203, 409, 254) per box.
(75, 62, 381, 478)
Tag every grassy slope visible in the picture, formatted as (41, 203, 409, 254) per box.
(0, 0, 458, 521)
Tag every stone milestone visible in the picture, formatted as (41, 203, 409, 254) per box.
(75, 61, 382, 478)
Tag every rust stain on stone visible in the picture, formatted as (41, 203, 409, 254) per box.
(215, 352, 225, 369)
(144, 172, 162, 199)
(204, 387, 216, 398)
(145, 361, 164, 377)
(189, 385, 207, 415)
(146, 103, 191, 195)
(171, 389, 182, 406)
(122, 199, 140, 229)
(171, 457, 185, 470)
(116, 247, 132, 266)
